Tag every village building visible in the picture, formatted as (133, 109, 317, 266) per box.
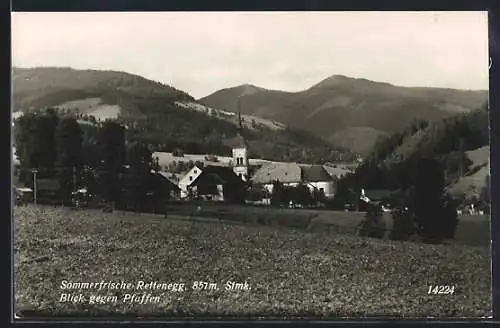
(250, 163, 338, 199)
(177, 165, 203, 199)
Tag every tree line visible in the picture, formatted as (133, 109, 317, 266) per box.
(14, 108, 159, 210)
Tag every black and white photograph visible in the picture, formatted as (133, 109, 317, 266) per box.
(12, 11, 491, 318)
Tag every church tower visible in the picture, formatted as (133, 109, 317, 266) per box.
(232, 98, 249, 181)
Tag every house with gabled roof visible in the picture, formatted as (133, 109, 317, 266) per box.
(188, 165, 246, 203)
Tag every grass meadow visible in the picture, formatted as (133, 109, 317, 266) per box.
(13, 204, 491, 318)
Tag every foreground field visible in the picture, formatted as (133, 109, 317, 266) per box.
(14, 205, 491, 318)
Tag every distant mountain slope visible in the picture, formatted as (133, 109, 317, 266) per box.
(12, 67, 355, 164)
(448, 145, 490, 199)
(199, 75, 488, 154)
(345, 105, 490, 200)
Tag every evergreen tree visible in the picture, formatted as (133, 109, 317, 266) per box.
(389, 207, 416, 241)
(293, 183, 314, 206)
(14, 110, 59, 185)
(126, 141, 153, 212)
(97, 121, 126, 206)
(414, 157, 458, 241)
(55, 117, 83, 203)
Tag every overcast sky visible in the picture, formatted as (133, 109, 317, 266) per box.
(12, 11, 488, 99)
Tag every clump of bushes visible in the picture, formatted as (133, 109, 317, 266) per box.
(358, 203, 386, 239)
(389, 208, 416, 241)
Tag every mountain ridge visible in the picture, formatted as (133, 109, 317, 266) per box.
(199, 75, 488, 154)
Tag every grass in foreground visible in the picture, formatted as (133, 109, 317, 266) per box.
(14, 205, 491, 318)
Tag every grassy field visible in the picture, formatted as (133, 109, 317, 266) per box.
(162, 203, 490, 248)
(453, 215, 491, 248)
(14, 205, 491, 318)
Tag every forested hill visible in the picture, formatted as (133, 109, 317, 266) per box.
(199, 75, 488, 155)
(12, 67, 356, 164)
(12, 67, 194, 111)
(334, 105, 490, 203)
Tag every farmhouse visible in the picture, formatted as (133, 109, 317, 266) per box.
(188, 165, 246, 203)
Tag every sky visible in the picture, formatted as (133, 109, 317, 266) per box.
(12, 11, 489, 99)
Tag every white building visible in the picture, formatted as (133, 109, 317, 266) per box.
(177, 165, 203, 199)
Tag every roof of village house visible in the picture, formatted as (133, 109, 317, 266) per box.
(300, 165, 334, 182)
(322, 165, 352, 179)
(250, 162, 302, 184)
(157, 172, 183, 189)
(154, 172, 181, 191)
(192, 165, 244, 186)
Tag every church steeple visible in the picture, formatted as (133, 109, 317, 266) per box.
(237, 97, 243, 132)
(232, 96, 249, 181)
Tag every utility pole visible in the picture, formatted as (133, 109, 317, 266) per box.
(32, 168, 38, 205)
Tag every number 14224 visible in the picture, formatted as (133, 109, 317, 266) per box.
(428, 285, 455, 295)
